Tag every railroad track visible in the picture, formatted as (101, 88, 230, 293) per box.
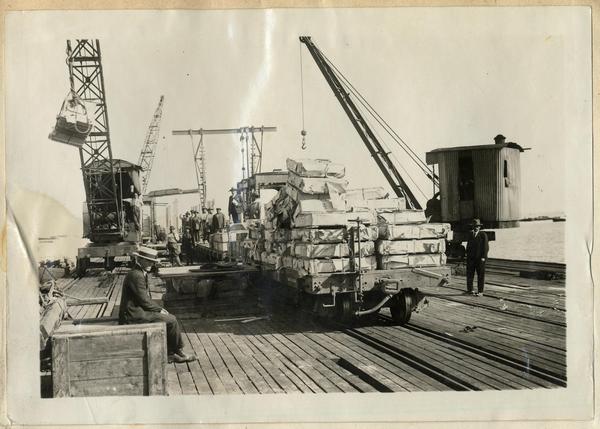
(158, 258, 567, 395)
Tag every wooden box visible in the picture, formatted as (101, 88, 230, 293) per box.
(52, 323, 167, 397)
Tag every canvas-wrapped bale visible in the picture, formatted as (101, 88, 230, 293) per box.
(378, 253, 447, 269)
(294, 210, 377, 228)
(285, 184, 345, 213)
(264, 229, 291, 242)
(375, 239, 446, 255)
(294, 256, 377, 275)
(290, 225, 379, 243)
(377, 210, 427, 225)
(293, 241, 375, 258)
(287, 171, 348, 195)
(355, 198, 406, 213)
(286, 158, 346, 179)
(379, 223, 452, 240)
(343, 187, 388, 204)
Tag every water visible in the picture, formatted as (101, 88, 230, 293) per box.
(488, 220, 565, 263)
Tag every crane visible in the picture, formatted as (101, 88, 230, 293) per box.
(299, 36, 433, 210)
(49, 39, 141, 274)
(138, 95, 165, 194)
(171, 126, 277, 209)
(299, 36, 526, 257)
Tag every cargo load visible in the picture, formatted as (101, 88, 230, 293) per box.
(378, 253, 447, 269)
(290, 225, 378, 243)
(286, 158, 346, 179)
(379, 223, 452, 240)
(287, 171, 348, 195)
(293, 241, 375, 258)
(294, 211, 377, 228)
(375, 239, 446, 255)
(295, 256, 377, 275)
(377, 210, 426, 225)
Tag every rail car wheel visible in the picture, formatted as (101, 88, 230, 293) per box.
(337, 294, 356, 324)
(390, 290, 413, 325)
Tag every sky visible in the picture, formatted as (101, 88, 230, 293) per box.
(5, 7, 592, 236)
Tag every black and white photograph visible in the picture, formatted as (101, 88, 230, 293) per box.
(2, 5, 594, 426)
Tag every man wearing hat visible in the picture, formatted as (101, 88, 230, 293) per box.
(166, 225, 182, 267)
(465, 218, 489, 296)
(190, 210, 201, 243)
(228, 188, 240, 224)
(493, 134, 506, 145)
(212, 207, 226, 232)
(119, 247, 196, 363)
(199, 207, 208, 243)
(203, 208, 214, 242)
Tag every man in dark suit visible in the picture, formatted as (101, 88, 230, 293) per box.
(119, 247, 196, 363)
(465, 218, 489, 296)
(212, 207, 226, 232)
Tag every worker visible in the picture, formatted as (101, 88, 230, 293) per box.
(228, 188, 240, 224)
(166, 225, 182, 267)
(119, 247, 196, 363)
(494, 134, 506, 145)
(181, 227, 196, 265)
(190, 210, 201, 243)
(199, 207, 208, 243)
(465, 218, 489, 296)
(132, 193, 142, 238)
(204, 208, 214, 241)
(212, 207, 226, 232)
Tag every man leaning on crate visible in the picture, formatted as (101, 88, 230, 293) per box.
(119, 247, 196, 363)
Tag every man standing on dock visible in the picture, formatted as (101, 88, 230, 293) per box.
(212, 207, 226, 232)
(119, 247, 196, 363)
(228, 188, 240, 224)
(166, 225, 182, 267)
(181, 227, 196, 265)
(204, 208, 213, 242)
(465, 218, 489, 296)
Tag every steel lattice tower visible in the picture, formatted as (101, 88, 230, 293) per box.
(138, 95, 165, 194)
(67, 40, 122, 241)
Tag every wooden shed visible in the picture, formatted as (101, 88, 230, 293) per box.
(425, 142, 524, 229)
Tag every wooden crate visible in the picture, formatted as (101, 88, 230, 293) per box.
(52, 323, 167, 397)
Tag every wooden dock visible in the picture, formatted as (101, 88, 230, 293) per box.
(43, 260, 566, 396)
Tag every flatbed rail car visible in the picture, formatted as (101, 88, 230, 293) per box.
(259, 263, 450, 324)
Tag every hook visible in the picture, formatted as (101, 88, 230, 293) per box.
(301, 129, 307, 150)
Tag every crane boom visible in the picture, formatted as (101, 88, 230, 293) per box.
(299, 36, 421, 209)
(138, 95, 165, 194)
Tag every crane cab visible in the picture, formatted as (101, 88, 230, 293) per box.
(426, 142, 525, 244)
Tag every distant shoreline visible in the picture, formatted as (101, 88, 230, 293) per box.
(520, 216, 566, 222)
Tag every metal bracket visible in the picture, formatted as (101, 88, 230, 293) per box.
(322, 290, 337, 308)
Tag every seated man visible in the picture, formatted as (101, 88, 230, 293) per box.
(119, 247, 196, 363)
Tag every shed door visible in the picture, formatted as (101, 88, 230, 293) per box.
(457, 153, 474, 219)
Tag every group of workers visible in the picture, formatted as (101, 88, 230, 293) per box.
(165, 207, 229, 267)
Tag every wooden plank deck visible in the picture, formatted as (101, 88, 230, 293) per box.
(49, 263, 567, 396)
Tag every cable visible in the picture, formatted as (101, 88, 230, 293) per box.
(364, 109, 429, 202)
(316, 46, 438, 186)
(299, 43, 307, 150)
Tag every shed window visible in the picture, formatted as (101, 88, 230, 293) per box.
(504, 160, 510, 187)
(458, 156, 475, 200)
